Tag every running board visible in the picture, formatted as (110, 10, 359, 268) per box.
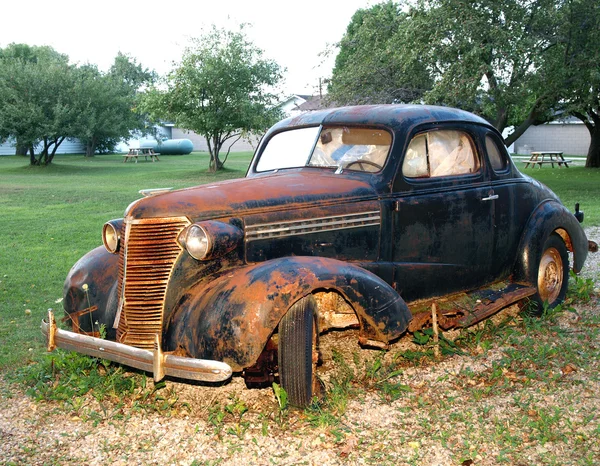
(408, 283, 537, 332)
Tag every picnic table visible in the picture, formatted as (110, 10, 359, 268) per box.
(524, 151, 571, 168)
(122, 148, 160, 163)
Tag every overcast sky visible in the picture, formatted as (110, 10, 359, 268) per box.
(1, 0, 376, 96)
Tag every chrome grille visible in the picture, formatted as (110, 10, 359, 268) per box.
(116, 217, 190, 349)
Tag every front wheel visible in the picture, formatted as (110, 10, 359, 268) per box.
(530, 233, 569, 313)
(278, 295, 320, 407)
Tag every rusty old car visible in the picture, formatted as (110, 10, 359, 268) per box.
(42, 105, 595, 407)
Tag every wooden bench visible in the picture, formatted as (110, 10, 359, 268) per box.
(122, 148, 160, 163)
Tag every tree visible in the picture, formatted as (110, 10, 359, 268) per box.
(329, 2, 433, 105)
(554, 0, 600, 167)
(403, 0, 566, 146)
(141, 26, 283, 172)
(0, 50, 79, 165)
(329, 1, 572, 147)
(0, 45, 155, 164)
(0, 44, 69, 157)
(73, 54, 155, 157)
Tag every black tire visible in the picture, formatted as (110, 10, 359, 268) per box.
(278, 295, 320, 408)
(529, 233, 569, 314)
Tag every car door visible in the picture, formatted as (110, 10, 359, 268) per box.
(483, 130, 525, 280)
(391, 126, 495, 302)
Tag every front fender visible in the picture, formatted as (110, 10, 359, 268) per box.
(164, 256, 412, 371)
(63, 246, 119, 339)
(514, 200, 589, 282)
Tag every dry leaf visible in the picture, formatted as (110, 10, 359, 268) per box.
(561, 363, 577, 375)
(340, 435, 358, 458)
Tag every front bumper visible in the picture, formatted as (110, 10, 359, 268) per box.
(41, 311, 232, 383)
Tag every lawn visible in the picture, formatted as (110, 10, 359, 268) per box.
(0, 153, 599, 372)
(0, 152, 253, 371)
(522, 165, 600, 225)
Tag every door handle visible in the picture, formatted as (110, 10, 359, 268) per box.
(482, 194, 499, 201)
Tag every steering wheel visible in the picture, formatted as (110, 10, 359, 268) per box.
(344, 160, 383, 172)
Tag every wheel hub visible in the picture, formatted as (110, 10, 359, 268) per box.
(538, 247, 563, 303)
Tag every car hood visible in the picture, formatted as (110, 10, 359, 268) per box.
(125, 170, 378, 221)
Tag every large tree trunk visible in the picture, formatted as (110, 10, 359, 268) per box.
(573, 110, 600, 168)
(585, 125, 600, 168)
(15, 144, 28, 156)
(85, 137, 96, 157)
(29, 146, 37, 165)
(208, 135, 224, 172)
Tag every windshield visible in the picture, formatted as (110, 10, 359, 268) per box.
(256, 126, 392, 173)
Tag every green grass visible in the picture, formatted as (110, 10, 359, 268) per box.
(525, 166, 600, 225)
(0, 154, 598, 374)
(0, 152, 253, 371)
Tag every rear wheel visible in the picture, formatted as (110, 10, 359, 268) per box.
(530, 233, 569, 313)
(278, 295, 320, 407)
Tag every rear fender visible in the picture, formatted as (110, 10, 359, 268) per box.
(514, 200, 589, 282)
(164, 256, 411, 371)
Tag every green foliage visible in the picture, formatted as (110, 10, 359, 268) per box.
(207, 395, 250, 439)
(330, 0, 600, 155)
(272, 382, 288, 412)
(140, 26, 283, 172)
(551, 1, 600, 167)
(72, 54, 155, 157)
(329, 2, 432, 105)
(412, 328, 463, 356)
(0, 44, 154, 165)
(567, 271, 596, 303)
(0, 45, 76, 164)
(11, 349, 185, 422)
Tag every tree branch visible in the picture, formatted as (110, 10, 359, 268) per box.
(221, 134, 243, 166)
(504, 95, 547, 146)
(572, 111, 594, 133)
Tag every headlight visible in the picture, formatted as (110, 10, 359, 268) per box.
(178, 221, 243, 261)
(102, 220, 122, 254)
(182, 224, 211, 260)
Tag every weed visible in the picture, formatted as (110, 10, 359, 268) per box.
(207, 403, 227, 437)
(224, 395, 249, 438)
(272, 382, 289, 426)
(11, 349, 184, 421)
(208, 395, 250, 439)
(567, 271, 596, 303)
(361, 352, 410, 402)
(412, 328, 463, 356)
(272, 382, 288, 412)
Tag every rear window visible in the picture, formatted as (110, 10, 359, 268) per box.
(403, 130, 480, 178)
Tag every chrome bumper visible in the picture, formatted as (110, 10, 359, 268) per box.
(41, 311, 232, 383)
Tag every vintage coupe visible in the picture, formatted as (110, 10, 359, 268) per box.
(43, 105, 594, 407)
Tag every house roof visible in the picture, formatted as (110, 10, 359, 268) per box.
(296, 95, 333, 112)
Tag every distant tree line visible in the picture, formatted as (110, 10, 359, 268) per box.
(328, 0, 600, 168)
(0, 44, 154, 165)
(0, 28, 283, 172)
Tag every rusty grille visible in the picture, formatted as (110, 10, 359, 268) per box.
(116, 217, 190, 349)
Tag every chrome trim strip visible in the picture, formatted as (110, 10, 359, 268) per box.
(248, 210, 380, 229)
(246, 211, 381, 240)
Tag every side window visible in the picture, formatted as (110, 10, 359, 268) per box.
(485, 135, 508, 171)
(402, 130, 480, 178)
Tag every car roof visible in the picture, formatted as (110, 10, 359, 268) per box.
(272, 104, 492, 132)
